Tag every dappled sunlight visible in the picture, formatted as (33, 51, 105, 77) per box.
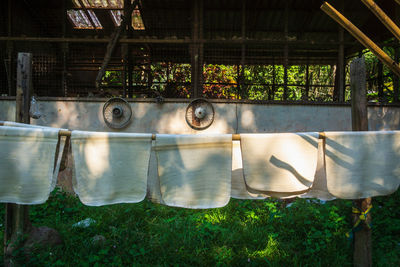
(324, 131, 400, 199)
(241, 109, 256, 130)
(241, 133, 319, 193)
(82, 137, 110, 178)
(156, 135, 231, 208)
(156, 107, 193, 134)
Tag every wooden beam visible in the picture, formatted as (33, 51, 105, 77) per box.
(239, 0, 246, 99)
(350, 56, 372, 267)
(394, 4, 400, 103)
(378, 61, 384, 102)
(337, 1, 345, 102)
(305, 60, 310, 101)
(96, 26, 123, 89)
(4, 53, 33, 266)
(0, 36, 395, 47)
(361, 0, 400, 41)
(321, 1, 400, 77)
(283, 1, 289, 100)
(190, 0, 204, 98)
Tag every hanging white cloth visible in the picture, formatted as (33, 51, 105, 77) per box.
(231, 141, 267, 199)
(154, 134, 232, 209)
(240, 132, 319, 195)
(300, 138, 336, 201)
(146, 141, 165, 204)
(0, 126, 60, 204)
(71, 131, 152, 206)
(324, 131, 400, 199)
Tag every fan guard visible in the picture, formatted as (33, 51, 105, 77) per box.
(185, 98, 215, 130)
(103, 98, 132, 129)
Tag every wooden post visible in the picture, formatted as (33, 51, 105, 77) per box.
(305, 60, 309, 101)
(337, 24, 345, 102)
(283, 1, 289, 100)
(271, 57, 276, 100)
(239, 0, 246, 99)
(350, 56, 372, 267)
(377, 62, 384, 102)
(393, 4, 400, 103)
(6, 0, 13, 96)
(96, 26, 123, 89)
(4, 53, 33, 265)
(190, 0, 203, 98)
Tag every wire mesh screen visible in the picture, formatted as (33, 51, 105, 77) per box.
(0, 0, 398, 103)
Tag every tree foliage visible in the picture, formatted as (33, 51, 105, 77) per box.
(101, 49, 397, 102)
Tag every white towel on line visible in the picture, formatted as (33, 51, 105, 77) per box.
(146, 141, 165, 204)
(231, 141, 267, 199)
(324, 131, 400, 199)
(71, 130, 152, 206)
(155, 134, 232, 209)
(240, 132, 319, 194)
(0, 126, 59, 204)
(300, 138, 336, 201)
(1, 121, 69, 191)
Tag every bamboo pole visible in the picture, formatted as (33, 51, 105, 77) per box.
(2, 125, 329, 142)
(361, 0, 400, 41)
(321, 1, 400, 77)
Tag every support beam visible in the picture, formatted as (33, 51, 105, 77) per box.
(190, 0, 204, 98)
(305, 60, 310, 101)
(378, 61, 384, 102)
(96, 26, 123, 89)
(6, 0, 13, 96)
(321, 1, 400, 77)
(361, 0, 400, 41)
(4, 53, 33, 266)
(61, 0, 68, 96)
(394, 4, 400, 103)
(337, 12, 345, 102)
(350, 56, 372, 267)
(271, 58, 276, 100)
(283, 1, 289, 100)
(239, 0, 246, 99)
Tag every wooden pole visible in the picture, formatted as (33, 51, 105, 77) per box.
(377, 62, 384, 102)
(321, 1, 400, 77)
(361, 0, 400, 42)
(283, 1, 289, 100)
(350, 56, 372, 267)
(4, 53, 33, 266)
(394, 4, 400, 103)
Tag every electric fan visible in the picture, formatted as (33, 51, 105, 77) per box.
(102, 97, 132, 129)
(185, 98, 215, 130)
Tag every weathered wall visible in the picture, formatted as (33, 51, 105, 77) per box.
(1, 99, 400, 133)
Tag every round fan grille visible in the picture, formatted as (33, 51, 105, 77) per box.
(185, 98, 215, 130)
(103, 98, 132, 129)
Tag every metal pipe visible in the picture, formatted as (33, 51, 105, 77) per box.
(361, 0, 400, 41)
(321, 1, 400, 77)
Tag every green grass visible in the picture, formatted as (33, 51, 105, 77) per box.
(0, 189, 399, 266)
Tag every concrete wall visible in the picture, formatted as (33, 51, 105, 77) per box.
(1, 99, 400, 133)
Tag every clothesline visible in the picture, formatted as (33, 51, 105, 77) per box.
(0, 121, 327, 141)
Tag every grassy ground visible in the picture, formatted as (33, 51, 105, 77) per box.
(0, 189, 399, 266)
